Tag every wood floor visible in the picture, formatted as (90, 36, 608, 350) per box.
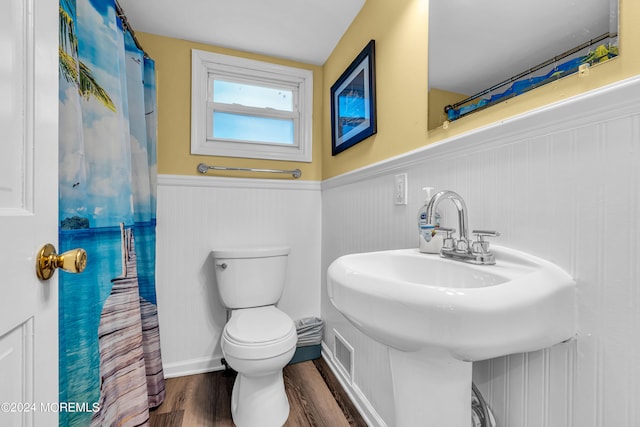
(150, 358, 368, 427)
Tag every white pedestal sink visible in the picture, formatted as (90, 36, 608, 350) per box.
(327, 246, 575, 427)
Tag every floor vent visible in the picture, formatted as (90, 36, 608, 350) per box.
(333, 329, 354, 383)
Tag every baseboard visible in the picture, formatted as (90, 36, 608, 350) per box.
(321, 341, 389, 427)
(162, 356, 224, 378)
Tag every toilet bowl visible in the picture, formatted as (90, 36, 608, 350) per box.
(212, 246, 296, 427)
(222, 306, 297, 426)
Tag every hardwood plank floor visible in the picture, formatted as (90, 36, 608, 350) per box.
(150, 358, 367, 427)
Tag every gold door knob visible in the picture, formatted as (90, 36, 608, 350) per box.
(36, 243, 87, 280)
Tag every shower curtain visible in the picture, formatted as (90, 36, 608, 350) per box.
(58, 0, 165, 425)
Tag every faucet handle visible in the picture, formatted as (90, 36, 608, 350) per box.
(435, 227, 456, 250)
(472, 230, 500, 238)
(434, 226, 455, 236)
(471, 230, 500, 254)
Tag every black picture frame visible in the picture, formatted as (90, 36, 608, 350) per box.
(330, 40, 377, 156)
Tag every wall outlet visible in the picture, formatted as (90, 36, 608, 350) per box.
(394, 173, 408, 205)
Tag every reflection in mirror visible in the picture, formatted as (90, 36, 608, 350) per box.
(428, 0, 619, 130)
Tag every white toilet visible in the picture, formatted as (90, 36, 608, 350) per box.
(212, 246, 297, 427)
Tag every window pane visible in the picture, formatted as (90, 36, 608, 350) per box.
(213, 112, 295, 145)
(213, 80, 293, 111)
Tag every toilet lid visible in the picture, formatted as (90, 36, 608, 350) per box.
(225, 306, 295, 344)
(222, 307, 297, 359)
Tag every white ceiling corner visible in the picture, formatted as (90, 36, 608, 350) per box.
(117, 0, 366, 66)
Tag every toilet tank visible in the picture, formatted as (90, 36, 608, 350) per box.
(212, 246, 289, 309)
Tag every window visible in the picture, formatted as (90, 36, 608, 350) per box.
(191, 49, 313, 162)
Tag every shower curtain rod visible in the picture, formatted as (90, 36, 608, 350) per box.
(449, 32, 617, 110)
(115, 0, 149, 58)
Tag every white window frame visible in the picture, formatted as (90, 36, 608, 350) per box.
(191, 49, 313, 162)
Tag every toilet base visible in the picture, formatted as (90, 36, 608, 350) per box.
(231, 370, 290, 427)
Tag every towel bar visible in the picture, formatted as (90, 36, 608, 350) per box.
(197, 163, 302, 179)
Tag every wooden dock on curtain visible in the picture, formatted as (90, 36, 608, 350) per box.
(91, 224, 166, 426)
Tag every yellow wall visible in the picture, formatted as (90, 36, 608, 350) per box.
(140, 0, 639, 181)
(322, 0, 640, 179)
(428, 88, 468, 131)
(136, 33, 324, 181)
(322, 0, 429, 179)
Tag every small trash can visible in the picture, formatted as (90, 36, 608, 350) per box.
(288, 317, 324, 364)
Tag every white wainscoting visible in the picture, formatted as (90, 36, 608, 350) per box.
(156, 174, 322, 377)
(322, 76, 640, 427)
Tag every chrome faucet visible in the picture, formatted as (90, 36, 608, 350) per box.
(425, 190, 499, 265)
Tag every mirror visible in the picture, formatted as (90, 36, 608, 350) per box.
(428, 0, 619, 130)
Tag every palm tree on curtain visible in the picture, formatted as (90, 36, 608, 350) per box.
(59, 0, 116, 112)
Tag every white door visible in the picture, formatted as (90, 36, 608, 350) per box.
(0, 0, 60, 426)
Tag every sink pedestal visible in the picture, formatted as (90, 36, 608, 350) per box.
(388, 347, 472, 427)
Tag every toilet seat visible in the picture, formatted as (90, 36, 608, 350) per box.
(222, 306, 296, 360)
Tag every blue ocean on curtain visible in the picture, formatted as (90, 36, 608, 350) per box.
(58, 0, 165, 425)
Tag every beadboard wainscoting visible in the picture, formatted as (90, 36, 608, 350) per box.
(156, 175, 322, 377)
(322, 76, 640, 427)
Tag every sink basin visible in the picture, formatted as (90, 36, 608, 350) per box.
(327, 246, 576, 427)
(327, 246, 575, 360)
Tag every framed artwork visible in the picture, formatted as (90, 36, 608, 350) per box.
(331, 40, 377, 156)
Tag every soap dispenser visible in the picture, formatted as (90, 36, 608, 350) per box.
(417, 187, 443, 254)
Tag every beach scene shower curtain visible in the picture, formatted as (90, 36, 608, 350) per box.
(58, 0, 165, 425)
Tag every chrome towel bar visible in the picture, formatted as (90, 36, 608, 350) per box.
(197, 163, 302, 179)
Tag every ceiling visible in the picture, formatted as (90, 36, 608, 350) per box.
(117, 0, 365, 66)
(116, 0, 617, 97)
(429, 0, 617, 95)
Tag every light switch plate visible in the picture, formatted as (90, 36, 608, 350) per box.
(394, 173, 408, 205)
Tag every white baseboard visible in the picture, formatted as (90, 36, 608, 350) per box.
(321, 341, 389, 427)
(162, 356, 224, 378)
